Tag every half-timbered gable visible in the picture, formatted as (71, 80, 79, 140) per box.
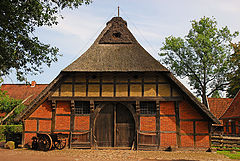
(16, 17, 218, 150)
(221, 90, 240, 136)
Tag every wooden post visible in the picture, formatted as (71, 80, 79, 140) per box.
(69, 100, 75, 149)
(175, 101, 181, 148)
(22, 120, 25, 146)
(193, 121, 196, 148)
(114, 103, 117, 147)
(51, 100, 56, 133)
(156, 101, 160, 149)
(136, 101, 140, 150)
(90, 100, 95, 149)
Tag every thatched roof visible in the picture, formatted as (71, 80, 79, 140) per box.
(63, 17, 168, 72)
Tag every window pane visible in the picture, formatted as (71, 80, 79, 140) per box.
(75, 101, 90, 114)
(140, 101, 156, 114)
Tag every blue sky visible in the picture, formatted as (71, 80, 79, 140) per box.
(3, 0, 240, 93)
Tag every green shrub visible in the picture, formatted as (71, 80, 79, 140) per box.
(0, 125, 23, 141)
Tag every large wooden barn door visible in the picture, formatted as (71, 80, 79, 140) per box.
(116, 103, 135, 147)
(95, 104, 114, 147)
(95, 103, 135, 148)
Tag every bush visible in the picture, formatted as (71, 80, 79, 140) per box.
(0, 125, 23, 141)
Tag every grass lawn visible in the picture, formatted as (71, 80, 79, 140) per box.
(217, 151, 240, 159)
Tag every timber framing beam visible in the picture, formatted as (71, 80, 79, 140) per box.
(49, 96, 183, 102)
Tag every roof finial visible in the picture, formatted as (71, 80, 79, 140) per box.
(118, 6, 120, 17)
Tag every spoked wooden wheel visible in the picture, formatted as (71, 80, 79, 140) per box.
(38, 134, 53, 151)
(54, 139, 66, 150)
(54, 134, 66, 150)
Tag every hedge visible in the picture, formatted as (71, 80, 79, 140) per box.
(0, 125, 23, 141)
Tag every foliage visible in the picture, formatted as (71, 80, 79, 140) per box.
(211, 90, 221, 98)
(0, 125, 23, 141)
(217, 151, 240, 160)
(0, 0, 91, 81)
(227, 42, 240, 98)
(0, 89, 26, 124)
(160, 16, 238, 106)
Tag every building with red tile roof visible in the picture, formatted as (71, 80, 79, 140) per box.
(208, 98, 233, 120)
(0, 81, 47, 118)
(207, 98, 233, 135)
(221, 90, 240, 136)
(1, 81, 47, 106)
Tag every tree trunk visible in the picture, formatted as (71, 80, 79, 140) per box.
(202, 93, 209, 109)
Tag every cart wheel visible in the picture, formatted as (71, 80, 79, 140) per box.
(38, 134, 53, 151)
(55, 139, 66, 150)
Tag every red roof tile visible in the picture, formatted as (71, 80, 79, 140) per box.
(208, 98, 233, 119)
(221, 90, 240, 119)
(0, 83, 48, 106)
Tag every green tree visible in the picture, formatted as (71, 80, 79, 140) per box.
(0, 89, 25, 125)
(160, 17, 238, 107)
(227, 42, 240, 98)
(0, 0, 91, 81)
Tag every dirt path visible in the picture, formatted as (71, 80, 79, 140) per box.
(0, 148, 234, 161)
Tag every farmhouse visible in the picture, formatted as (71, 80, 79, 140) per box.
(16, 17, 218, 150)
(208, 98, 233, 135)
(221, 90, 240, 136)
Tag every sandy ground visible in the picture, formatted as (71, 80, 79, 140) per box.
(0, 148, 235, 161)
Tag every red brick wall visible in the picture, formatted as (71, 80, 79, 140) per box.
(140, 117, 156, 131)
(196, 121, 209, 134)
(180, 121, 193, 134)
(74, 116, 90, 131)
(24, 101, 52, 145)
(30, 101, 52, 118)
(160, 133, 177, 147)
(178, 100, 210, 148)
(56, 101, 71, 114)
(55, 101, 71, 130)
(160, 102, 175, 115)
(160, 117, 176, 132)
(181, 135, 194, 147)
(25, 120, 37, 131)
(196, 135, 209, 148)
(55, 116, 70, 130)
(39, 120, 51, 132)
(179, 101, 202, 119)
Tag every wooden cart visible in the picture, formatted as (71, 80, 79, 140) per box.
(32, 133, 67, 151)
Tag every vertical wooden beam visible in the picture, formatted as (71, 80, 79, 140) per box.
(51, 100, 56, 133)
(156, 101, 160, 149)
(69, 100, 75, 149)
(100, 75, 102, 97)
(175, 101, 181, 148)
(136, 101, 140, 150)
(128, 76, 130, 97)
(90, 100, 95, 149)
(72, 74, 75, 97)
(156, 75, 159, 96)
(113, 73, 116, 97)
(114, 103, 117, 147)
(86, 76, 89, 97)
(22, 120, 25, 146)
(142, 77, 144, 97)
(193, 121, 196, 148)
